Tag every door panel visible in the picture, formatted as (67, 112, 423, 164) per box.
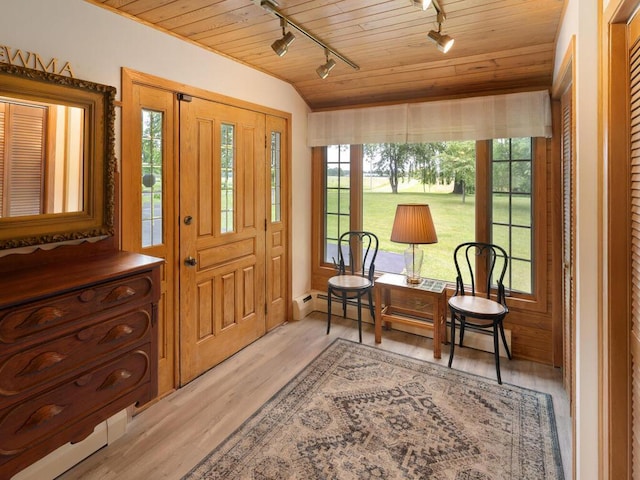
(266, 115, 289, 330)
(179, 97, 266, 384)
(122, 83, 177, 397)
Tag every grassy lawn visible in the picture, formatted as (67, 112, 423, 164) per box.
(363, 182, 475, 282)
(327, 176, 532, 290)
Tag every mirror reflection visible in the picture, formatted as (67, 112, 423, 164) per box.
(0, 62, 115, 250)
(0, 96, 84, 218)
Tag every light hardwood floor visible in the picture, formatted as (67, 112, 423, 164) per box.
(57, 312, 571, 479)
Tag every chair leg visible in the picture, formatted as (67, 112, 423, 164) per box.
(367, 289, 375, 321)
(459, 315, 466, 347)
(493, 323, 502, 384)
(326, 289, 332, 335)
(356, 297, 363, 343)
(448, 311, 456, 368)
(499, 320, 512, 359)
(341, 292, 347, 318)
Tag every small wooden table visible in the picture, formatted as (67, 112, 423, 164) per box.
(374, 273, 447, 358)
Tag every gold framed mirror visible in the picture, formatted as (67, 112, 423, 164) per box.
(0, 63, 116, 250)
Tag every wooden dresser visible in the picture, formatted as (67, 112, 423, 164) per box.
(0, 251, 163, 478)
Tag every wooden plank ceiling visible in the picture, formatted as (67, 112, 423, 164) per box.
(86, 0, 565, 110)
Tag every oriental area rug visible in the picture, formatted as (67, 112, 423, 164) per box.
(183, 338, 564, 480)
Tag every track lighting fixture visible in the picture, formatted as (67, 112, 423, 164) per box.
(427, 29, 454, 53)
(427, 8, 454, 53)
(316, 49, 336, 79)
(271, 18, 295, 57)
(411, 0, 432, 10)
(254, 0, 359, 72)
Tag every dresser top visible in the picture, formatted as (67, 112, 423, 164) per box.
(0, 251, 163, 307)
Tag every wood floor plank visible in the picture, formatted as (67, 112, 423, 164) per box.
(56, 312, 571, 479)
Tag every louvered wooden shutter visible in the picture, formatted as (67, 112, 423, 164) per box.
(0, 101, 47, 217)
(629, 31, 640, 478)
(560, 86, 575, 411)
(0, 102, 5, 216)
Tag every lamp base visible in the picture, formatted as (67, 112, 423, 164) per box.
(403, 244, 424, 285)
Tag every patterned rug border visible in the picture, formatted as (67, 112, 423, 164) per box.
(183, 337, 565, 479)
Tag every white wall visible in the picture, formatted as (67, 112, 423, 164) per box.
(554, 0, 600, 478)
(0, 0, 312, 298)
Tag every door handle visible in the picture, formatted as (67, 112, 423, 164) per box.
(184, 256, 197, 267)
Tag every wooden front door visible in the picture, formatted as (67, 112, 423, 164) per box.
(122, 69, 291, 391)
(179, 96, 267, 384)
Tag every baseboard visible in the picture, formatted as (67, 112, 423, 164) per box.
(11, 410, 128, 480)
(292, 290, 323, 320)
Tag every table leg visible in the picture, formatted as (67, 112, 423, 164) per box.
(383, 289, 391, 330)
(374, 283, 382, 343)
(440, 295, 447, 345)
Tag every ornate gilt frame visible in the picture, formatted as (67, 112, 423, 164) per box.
(0, 63, 116, 250)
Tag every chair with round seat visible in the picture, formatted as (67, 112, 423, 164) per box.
(448, 242, 511, 384)
(327, 231, 378, 343)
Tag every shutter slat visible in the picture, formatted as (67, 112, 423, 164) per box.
(4, 103, 45, 216)
(630, 34, 640, 478)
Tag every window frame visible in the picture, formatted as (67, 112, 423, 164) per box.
(311, 138, 548, 313)
(489, 138, 535, 295)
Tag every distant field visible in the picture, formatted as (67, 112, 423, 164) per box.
(363, 189, 475, 283)
(327, 176, 531, 290)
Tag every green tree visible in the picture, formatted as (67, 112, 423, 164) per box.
(411, 142, 446, 191)
(364, 143, 413, 193)
(440, 141, 476, 202)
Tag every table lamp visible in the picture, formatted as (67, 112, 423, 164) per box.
(390, 204, 438, 284)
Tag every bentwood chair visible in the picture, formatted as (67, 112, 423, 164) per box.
(448, 242, 511, 384)
(327, 231, 379, 343)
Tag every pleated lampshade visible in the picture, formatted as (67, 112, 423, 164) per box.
(390, 204, 438, 245)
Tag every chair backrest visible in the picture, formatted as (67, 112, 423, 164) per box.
(334, 231, 379, 280)
(452, 242, 508, 303)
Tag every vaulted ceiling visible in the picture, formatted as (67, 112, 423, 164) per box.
(87, 0, 565, 110)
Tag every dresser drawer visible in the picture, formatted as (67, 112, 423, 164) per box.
(0, 308, 152, 400)
(0, 347, 151, 458)
(0, 273, 154, 345)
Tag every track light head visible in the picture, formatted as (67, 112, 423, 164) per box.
(254, 0, 359, 71)
(427, 25, 454, 53)
(271, 30, 295, 56)
(271, 18, 295, 57)
(316, 58, 336, 79)
(411, 0, 432, 10)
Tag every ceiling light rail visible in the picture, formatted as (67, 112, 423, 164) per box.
(255, 0, 359, 74)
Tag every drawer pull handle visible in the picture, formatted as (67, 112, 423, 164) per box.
(18, 307, 64, 329)
(75, 374, 92, 386)
(99, 369, 132, 390)
(103, 286, 136, 304)
(19, 352, 67, 376)
(19, 404, 65, 432)
(79, 289, 97, 302)
(100, 325, 134, 344)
